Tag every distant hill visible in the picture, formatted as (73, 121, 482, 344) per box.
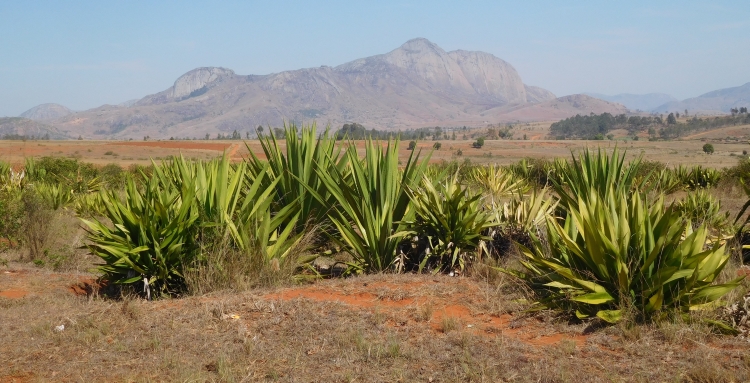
(19, 103, 73, 121)
(489, 94, 629, 122)
(653, 82, 750, 114)
(0, 117, 68, 139)
(585, 93, 676, 112)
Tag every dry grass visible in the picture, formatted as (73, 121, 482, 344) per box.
(1, 266, 749, 382)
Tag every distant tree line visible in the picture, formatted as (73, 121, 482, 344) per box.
(335, 123, 466, 141)
(551, 111, 750, 140)
(2, 133, 51, 140)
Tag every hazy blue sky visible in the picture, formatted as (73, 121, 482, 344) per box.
(1, 1, 749, 116)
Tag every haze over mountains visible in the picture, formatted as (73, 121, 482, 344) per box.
(652, 83, 750, 115)
(583, 93, 678, 112)
(10, 38, 749, 140)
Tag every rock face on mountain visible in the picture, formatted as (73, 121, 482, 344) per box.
(43, 38, 630, 139)
(19, 103, 73, 121)
(585, 93, 677, 112)
(653, 82, 750, 114)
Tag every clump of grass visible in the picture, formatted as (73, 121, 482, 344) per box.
(441, 316, 458, 333)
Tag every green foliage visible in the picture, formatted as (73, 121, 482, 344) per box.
(35, 183, 73, 210)
(703, 143, 715, 155)
(552, 147, 648, 208)
(674, 190, 729, 235)
(408, 140, 417, 150)
(315, 138, 430, 273)
(486, 189, 558, 257)
(501, 148, 742, 323)
(399, 173, 493, 272)
(472, 137, 485, 148)
(82, 176, 200, 298)
(670, 165, 721, 190)
(470, 165, 528, 202)
(503, 189, 741, 323)
(246, 122, 347, 236)
(506, 158, 560, 188)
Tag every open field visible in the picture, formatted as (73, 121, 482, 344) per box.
(2, 131, 750, 169)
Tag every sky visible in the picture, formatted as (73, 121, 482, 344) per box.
(1, 0, 749, 116)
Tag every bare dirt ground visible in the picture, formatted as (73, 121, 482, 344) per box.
(1, 263, 749, 382)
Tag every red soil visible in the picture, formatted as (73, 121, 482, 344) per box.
(110, 141, 234, 151)
(266, 280, 588, 347)
(0, 289, 28, 299)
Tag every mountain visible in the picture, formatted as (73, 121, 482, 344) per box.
(19, 103, 73, 121)
(652, 82, 750, 114)
(585, 93, 676, 112)
(43, 38, 626, 139)
(0, 117, 68, 139)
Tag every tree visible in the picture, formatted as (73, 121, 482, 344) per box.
(432, 142, 442, 150)
(451, 131, 456, 140)
(667, 113, 677, 125)
(231, 130, 241, 140)
(472, 137, 485, 148)
(257, 125, 264, 135)
(407, 140, 417, 150)
(78, 135, 83, 140)
(703, 143, 714, 154)
(606, 134, 614, 140)
(685, 109, 689, 117)
(205, 133, 210, 140)
(246, 131, 250, 139)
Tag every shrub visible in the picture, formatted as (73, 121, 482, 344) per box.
(506, 191, 741, 323)
(675, 190, 730, 235)
(486, 189, 557, 258)
(501, 148, 742, 323)
(20, 188, 54, 261)
(472, 137, 485, 148)
(432, 142, 441, 150)
(316, 138, 430, 273)
(246, 122, 345, 237)
(399, 173, 493, 272)
(408, 140, 417, 150)
(470, 165, 528, 202)
(82, 177, 200, 298)
(703, 143, 715, 154)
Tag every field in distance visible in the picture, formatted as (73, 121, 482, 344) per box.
(2, 122, 750, 168)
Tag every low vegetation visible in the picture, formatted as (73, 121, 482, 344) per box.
(1, 124, 750, 380)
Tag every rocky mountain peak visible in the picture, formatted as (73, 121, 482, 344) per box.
(171, 67, 235, 99)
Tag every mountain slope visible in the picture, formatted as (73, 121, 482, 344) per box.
(652, 82, 750, 114)
(585, 93, 676, 112)
(0, 117, 68, 139)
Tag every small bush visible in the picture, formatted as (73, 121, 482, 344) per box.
(703, 143, 715, 154)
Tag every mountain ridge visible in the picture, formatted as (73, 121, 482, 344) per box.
(22, 38, 635, 139)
